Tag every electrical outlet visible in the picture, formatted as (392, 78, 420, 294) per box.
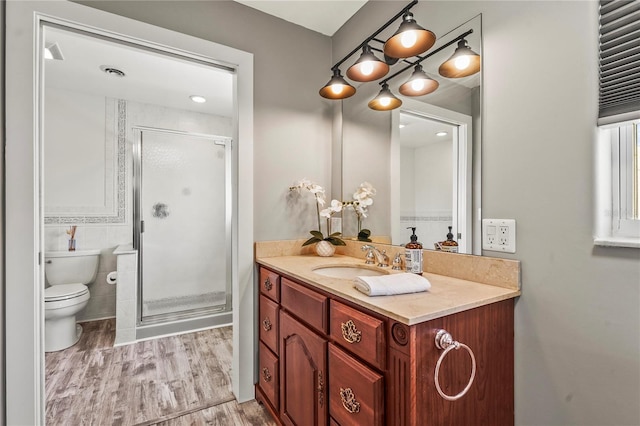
(483, 219, 516, 253)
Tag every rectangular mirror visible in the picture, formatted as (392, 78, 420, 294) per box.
(340, 14, 482, 254)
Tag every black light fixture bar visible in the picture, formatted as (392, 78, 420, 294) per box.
(380, 29, 474, 85)
(369, 46, 415, 65)
(330, 0, 418, 71)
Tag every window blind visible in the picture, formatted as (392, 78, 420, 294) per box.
(599, 0, 640, 125)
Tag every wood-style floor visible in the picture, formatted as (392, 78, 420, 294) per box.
(45, 319, 276, 425)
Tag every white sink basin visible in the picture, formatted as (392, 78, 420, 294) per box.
(312, 265, 389, 279)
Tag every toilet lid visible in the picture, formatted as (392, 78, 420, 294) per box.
(45, 284, 88, 302)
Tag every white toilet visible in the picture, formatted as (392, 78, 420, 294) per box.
(44, 249, 100, 352)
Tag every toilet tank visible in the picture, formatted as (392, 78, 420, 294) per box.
(45, 249, 101, 286)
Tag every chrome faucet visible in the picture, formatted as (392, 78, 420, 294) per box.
(361, 244, 389, 267)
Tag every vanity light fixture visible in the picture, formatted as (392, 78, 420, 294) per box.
(319, 68, 357, 99)
(190, 95, 207, 103)
(318, 0, 480, 110)
(346, 45, 390, 82)
(367, 29, 478, 111)
(438, 39, 481, 78)
(399, 64, 439, 96)
(368, 83, 403, 111)
(383, 11, 436, 59)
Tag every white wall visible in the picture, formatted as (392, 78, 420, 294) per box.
(74, 0, 333, 242)
(400, 142, 454, 249)
(337, 1, 640, 425)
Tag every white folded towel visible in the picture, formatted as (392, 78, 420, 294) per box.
(354, 273, 431, 296)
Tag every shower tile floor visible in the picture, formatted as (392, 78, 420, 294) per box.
(45, 319, 275, 425)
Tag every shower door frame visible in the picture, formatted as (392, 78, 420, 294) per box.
(133, 126, 233, 326)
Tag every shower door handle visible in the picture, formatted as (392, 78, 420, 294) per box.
(141, 220, 145, 233)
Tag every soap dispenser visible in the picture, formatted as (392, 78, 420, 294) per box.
(404, 227, 423, 275)
(440, 226, 459, 253)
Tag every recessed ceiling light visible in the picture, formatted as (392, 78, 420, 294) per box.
(190, 95, 207, 103)
(436, 131, 448, 136)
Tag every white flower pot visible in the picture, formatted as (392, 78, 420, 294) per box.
(315, 240, 336, 257)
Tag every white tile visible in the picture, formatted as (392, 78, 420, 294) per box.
(108, 225, 134, 247)
(82, 226, 109, 249)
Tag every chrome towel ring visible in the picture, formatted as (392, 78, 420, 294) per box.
(434, 329, 477, 401)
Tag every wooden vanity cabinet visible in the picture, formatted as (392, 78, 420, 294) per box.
(255, 266, 515, 426)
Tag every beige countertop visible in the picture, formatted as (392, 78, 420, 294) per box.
(257, 254, 521, 326)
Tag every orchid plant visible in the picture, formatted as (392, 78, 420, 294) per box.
(321, 181, 376, 242)
(289, 179, 346, 247)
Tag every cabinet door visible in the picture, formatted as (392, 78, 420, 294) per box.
(258, 342, 279, 411)
(329, 343, 384, 426)
(260, 267, 281, 302)
(259, 295, 279, 354)
(280, 311, 328, 426)
(330, 300, 386, 370)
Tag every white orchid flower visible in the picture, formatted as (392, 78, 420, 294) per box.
(329, 199, 343, 212)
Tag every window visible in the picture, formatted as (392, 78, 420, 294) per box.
(595, 1, 640, 247)
(595, 121, 640, 247)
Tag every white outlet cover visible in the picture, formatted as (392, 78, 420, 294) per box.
(482, 219, 516, 253)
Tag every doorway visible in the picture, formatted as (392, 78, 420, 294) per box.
(5, 2, 255, 423)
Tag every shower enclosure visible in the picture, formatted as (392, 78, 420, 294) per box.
(133, 127, 232, 328)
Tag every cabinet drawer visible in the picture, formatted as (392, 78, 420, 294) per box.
(281, 277, 328, 334)
(259, 295, 279, 354)
(259, 267, 280, 302)
(328, 344, 384, 426)
(258, 342, 279, 412)
(330, 300, 386, 369)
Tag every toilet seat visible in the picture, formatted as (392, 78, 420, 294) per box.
(45, 284, 89, 302)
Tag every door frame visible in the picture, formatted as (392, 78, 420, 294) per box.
(390, 98, 474, 253)
(5, 2, 254, 424)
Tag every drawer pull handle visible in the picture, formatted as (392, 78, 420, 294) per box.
(262, 367, 272, 382)
(434, 329, 477, 401)
(262, 317, 272, 331)
(264, 277, 273, 291)
(341, 319, 362, 344)
(339, 387, 360, 414)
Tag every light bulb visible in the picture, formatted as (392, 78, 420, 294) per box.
(455, 55, 471, 70)
(379, 97, 391, 107)
(401, 31, 417, 48)
(331, 84, 344, 95)
(360, 61, 374, 76)
(411, 79, 425, 91)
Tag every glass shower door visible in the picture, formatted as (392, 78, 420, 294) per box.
(135, 128, 231, 323)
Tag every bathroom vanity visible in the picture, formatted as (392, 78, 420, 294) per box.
(255, 247, 520, 426)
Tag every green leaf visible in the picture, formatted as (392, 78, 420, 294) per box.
(357, 229, 372, 242)
(309, 230, 324, 239)
(325, 236, 346, 246)
(328, 232, 342, 238)
(302, 236, 322, 247)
